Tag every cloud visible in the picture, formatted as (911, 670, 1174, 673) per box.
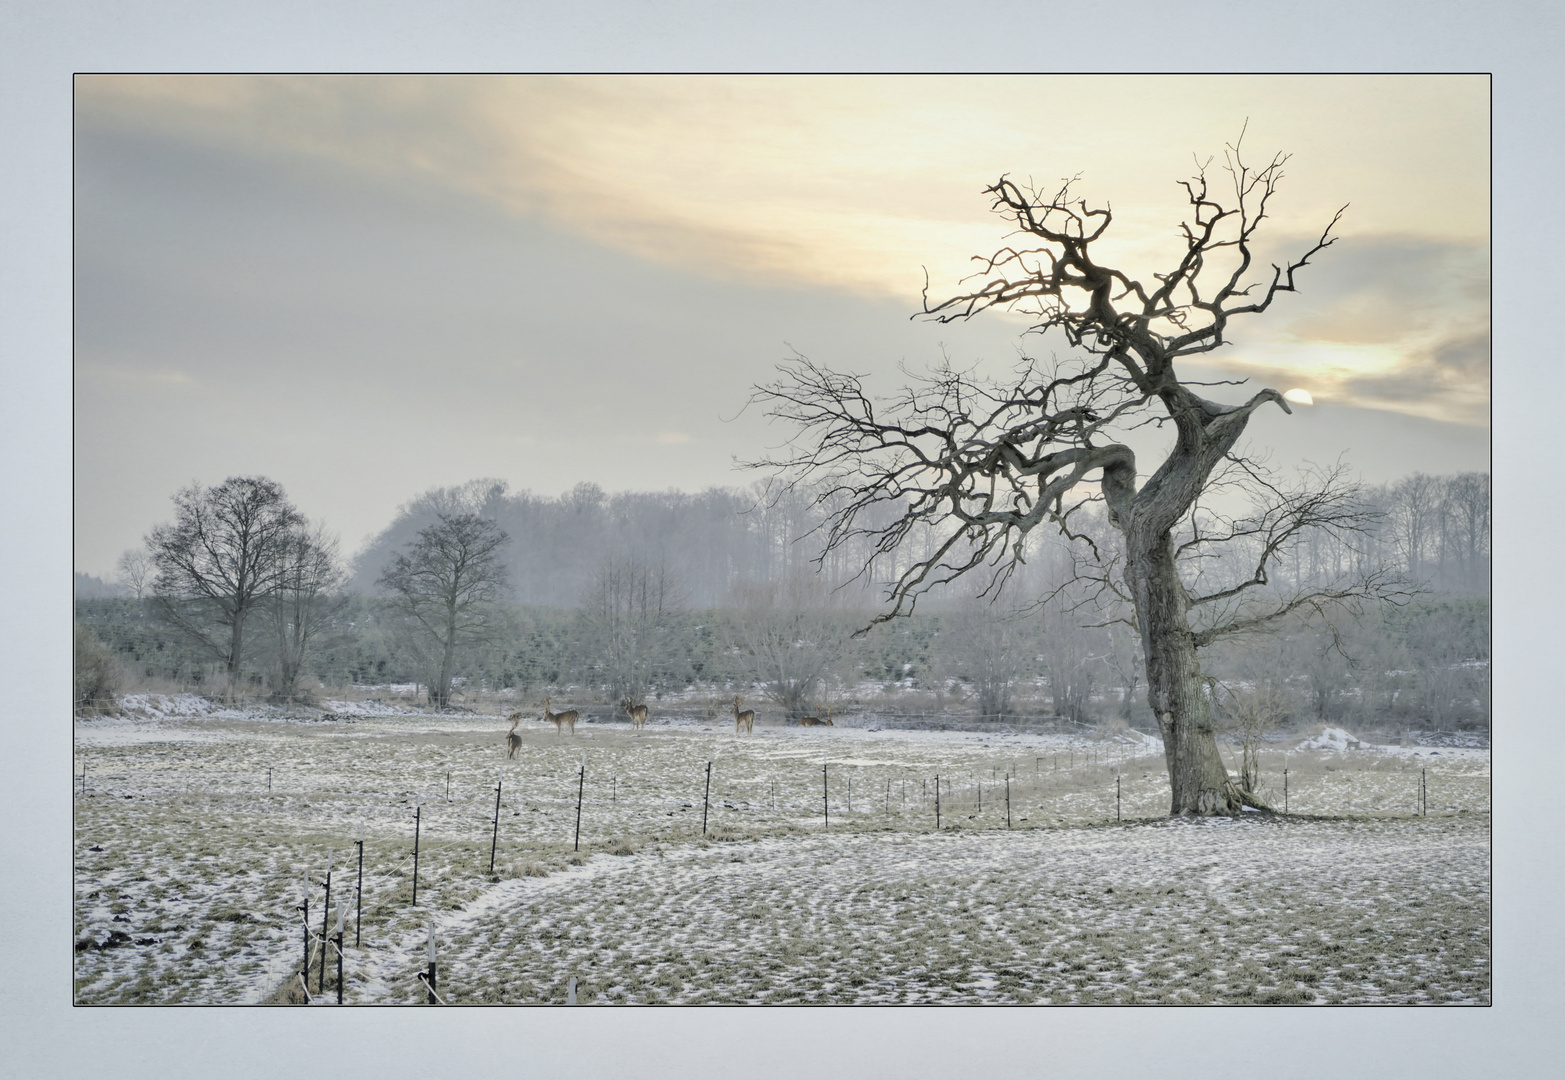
(74, 76, 1489, 307)
(1182, 234, 1489, 425)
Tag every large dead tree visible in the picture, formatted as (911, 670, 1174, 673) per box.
(755, 141, 1410, 815)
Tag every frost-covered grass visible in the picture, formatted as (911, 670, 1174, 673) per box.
(73, 709, 1489, 1004)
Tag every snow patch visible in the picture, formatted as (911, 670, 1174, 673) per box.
(1296, 726, 1365, 752)
(320, 699, 406, 717)
(117, 693, 219, 720)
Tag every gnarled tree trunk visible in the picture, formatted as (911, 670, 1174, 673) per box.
(1127, 528, 1243, 814)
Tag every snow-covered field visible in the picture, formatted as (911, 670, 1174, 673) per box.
(73, 702, 1490, 1004)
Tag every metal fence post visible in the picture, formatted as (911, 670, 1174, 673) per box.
(489, 773, 503, 874)
(702, 760, 712, 836)
(355, 825, 364, 948)
(319, 851, 333, 994)
(412, 796, 423, 905)
(574, 753, 585, 852)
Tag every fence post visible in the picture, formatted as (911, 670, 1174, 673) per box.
(702, 759, 712, 836)
(574, 753, 585, 852)
(489, 773, 503, 875)
(935, 770, 941, 830)
(335, 904, 345, 1004)
(1284, 768, 1288, 815)
(299, 871, 310, 986)
(1006, 775, 1011, 829)
(319, 851, 333, 994)
(822, 762, 829, 831)
(412, 795, 423, 905)
(355, 824, 364, 949)
(1116, 775, 1121, 823)
(426, 922, 437, 1004)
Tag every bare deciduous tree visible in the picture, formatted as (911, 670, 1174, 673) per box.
(114, 547, 154, 600)
(941, 595, 1031, 719)
(377, 513, 510, 709)
(579, 556, 685, 705)
(753, 138, 1412, 815)
(728, 574, 856, 720)
(264, 524, 346, 702)
(147, 476, 306, 697)
(1211, 636, 1297, 796)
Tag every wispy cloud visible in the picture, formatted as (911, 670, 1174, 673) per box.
(74, 75, 1489, 428)
(1193, 235, 1490, 425)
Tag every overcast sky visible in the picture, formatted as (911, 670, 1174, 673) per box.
(74, 75, 1490, 577)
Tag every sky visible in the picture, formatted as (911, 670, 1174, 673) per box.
(73, 74, 1490, 577)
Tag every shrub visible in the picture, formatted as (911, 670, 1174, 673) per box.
(75, 625, 123, 715)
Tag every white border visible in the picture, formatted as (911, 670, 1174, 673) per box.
(7, 3, 1555, 1076)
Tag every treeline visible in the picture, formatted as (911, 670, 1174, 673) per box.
(77, 468, 1489, 730)
(340, 471, 1490, 608)
(75, 591, 1489, 732)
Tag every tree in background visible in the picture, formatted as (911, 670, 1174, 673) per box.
(728, 574, 857, 720)
(114, 548, 154, 600)
(1210, 636, 1297, 797)
(263, 524, 347, 702)
(756, 139, 1412, 814)
(376, 513, 510, 709)
(74, 625, 123, 714)
(578, 556, 685, 706)
(941, 595, 1031, 719)
(147, 476, 306, 698)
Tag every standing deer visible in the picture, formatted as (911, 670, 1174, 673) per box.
(732, 695, 755, 735)
(542, 698, 579, 736)
(505, 713, 523, 758)
(622, 697, 648, 731)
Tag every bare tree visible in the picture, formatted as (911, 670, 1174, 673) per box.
(377, 513, 510, 709)
(114, 548, 154, 600)
(147, 477, 306, 697)
(74, 624, 123, 714)
(753, 138, 1411, 815)
(1388, 472, 1442, 584)
(1437, 472, 1490, 593)
(941, 595, 1032, 720)
(264, 524, 346, 702)
(578, 556, 685, 705)
(1211, 636, 1297, 796)
(728, 574, 856, 720)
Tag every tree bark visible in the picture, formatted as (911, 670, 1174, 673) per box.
(1126, 529, 1243, 815)
(435, 598, 459, 709)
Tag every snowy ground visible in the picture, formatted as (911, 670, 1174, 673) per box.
(72, 704, 1489, 1004)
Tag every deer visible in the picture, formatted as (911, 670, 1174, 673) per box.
(504, 713, 523, 759)
(797, 705, 833, 727)
(732, 695, 755, 735)
(542, 698, 579, 736)
(622, 697, 648, 731)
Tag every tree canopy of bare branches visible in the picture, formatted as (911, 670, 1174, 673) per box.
(377, 512, 511, 709)
(753, 138, 1414, 815)
(147, 476, 307, 696)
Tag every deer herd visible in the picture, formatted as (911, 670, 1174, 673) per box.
(503, 693, 830, 751)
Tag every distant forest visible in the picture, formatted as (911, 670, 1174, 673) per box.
(76, 470, 1489, 731)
